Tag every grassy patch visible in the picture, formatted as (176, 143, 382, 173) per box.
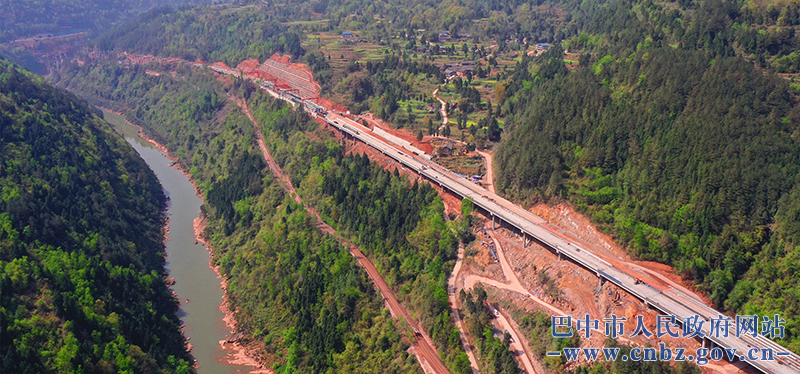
(435, 154, 485, 176)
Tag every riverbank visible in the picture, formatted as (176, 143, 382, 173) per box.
(103, 108, 271, 374)
(192, 216, 273, 374)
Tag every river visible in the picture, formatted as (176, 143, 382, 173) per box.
(103, 110, 251, 374)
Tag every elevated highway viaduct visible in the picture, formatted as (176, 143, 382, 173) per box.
(317, 110, 800, 374)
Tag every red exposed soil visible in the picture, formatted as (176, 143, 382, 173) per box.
(528, 203, 715, 308)
(270, 54, 291, 65)
(465, 218, 715, 370)
(342, 135, 463, 219)
(317, 97, 348, 113)
(345, 139, 405, 174)
(121, 50, 740, 374)
(252, 52, 739, 373)
(211, 62, 234, 70)
(236, 59, 260, 72)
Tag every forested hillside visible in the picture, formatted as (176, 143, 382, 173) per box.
(94, 7, 305, 66)
(0, 59, 193, 373)
(48, 0, 800, 367)
(89, 5, 446, 128)
(0, 0, 218, 43)
(493, 0, 800, 352)
(55, 61, 476, 372)
(87, 0, 800, 157)
(100, 0, 800, 73)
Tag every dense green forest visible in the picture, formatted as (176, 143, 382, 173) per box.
(459, 287, 523, 374)
(98, 0, 800, 73)
(0, 0, 218, 43)
(48, 0, 800, 369)
(55, 61, 476, 372)
(563, 0, 800, 72)
(56, 62, 422, 373)
(493, 0, 800, 353)
(0, 59, 193, 373)
(94, 6, 305, 66)
(243, 89, 474, 372)
(89, 5, 448, 130)
(86, 0, 800, 154)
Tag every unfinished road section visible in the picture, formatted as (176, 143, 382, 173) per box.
(206, 53, 798, 374)
(316, 111, 800, 374)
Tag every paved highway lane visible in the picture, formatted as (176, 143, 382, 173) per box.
(126, 58, 797, 373)
(318, 110, 800, 374)
(233, 71, 798, 373)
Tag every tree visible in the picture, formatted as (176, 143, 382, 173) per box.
(461, 197, 473, 217)
(487, 116, 501, 141)
(416, 129, 424, 141)
(537, 44, 568, 80)
(494, 82, 506, 104)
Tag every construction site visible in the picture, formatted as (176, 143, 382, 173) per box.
(119, 51, 799, 374)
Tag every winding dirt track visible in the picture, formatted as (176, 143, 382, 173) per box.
(492, 309, 537, 374)
(433, 87, 449, 133)
(447, 238, 480, 373)
(237, 99, 451, 374)
(458, 223, 547, 374)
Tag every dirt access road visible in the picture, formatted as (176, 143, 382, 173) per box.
(237, 99, 451, 374)
(447, 235, 480, 373)
(460, 223, 560, 374)
(433, 87, 449, 133)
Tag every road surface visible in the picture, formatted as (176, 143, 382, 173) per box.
(222, 60, 800, 374)
(433, 87, 449, 133)
(315, 110, 800, 374)
(447, 234, 480, 373)
(493, 308, 536, 374)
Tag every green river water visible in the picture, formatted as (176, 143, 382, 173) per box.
(103, 111, 252, 374)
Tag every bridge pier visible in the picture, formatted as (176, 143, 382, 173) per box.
(523, 234, 529, 248)
(492, 215, 496, 230)
(702, 337, 715, 350)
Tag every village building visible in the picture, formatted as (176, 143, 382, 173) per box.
(441, 61, 476, 78)
(340, 31, 363, 44)
(437, 143, 455, 157)
(536, 43, 550, 52)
